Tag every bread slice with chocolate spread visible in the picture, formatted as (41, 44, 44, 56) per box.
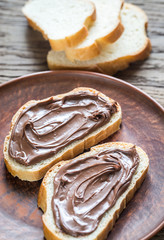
(38, 142, 149, 240)
(3, 88, 121, 181)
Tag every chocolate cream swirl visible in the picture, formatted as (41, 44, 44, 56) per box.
(52, 146, 139, 237)
(9, 91, 117, 166)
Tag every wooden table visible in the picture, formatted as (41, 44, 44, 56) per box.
(0, 0, 163, 239)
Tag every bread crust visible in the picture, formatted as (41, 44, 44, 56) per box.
(48, 36, 151, 74)
(3, 87, 121, 181)
(65, 0, 124, 61)
(23, 0, 96, 51)
(65, 18, 124, 61)
(47, 3, 151, 75)
(38, 142, 149, 240)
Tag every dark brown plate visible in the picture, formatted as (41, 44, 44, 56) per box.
(0, 71, 163, 240)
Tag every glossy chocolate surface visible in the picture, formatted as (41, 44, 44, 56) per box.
(9, 91, 117, 165)
(52, 146, 139, 236)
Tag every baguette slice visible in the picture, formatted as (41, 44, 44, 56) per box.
(22, 0, 96, 51)
(48, 3, 151, 75)
(3, 87, 121, 182)
(38, 142, 149, 240)
(65, 0, 124, 61)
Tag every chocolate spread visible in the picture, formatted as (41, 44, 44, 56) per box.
(9, 91, 117, 166)
(52, 146, 139, 237)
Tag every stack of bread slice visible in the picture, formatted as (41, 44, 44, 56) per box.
(23, 0, 151, 74)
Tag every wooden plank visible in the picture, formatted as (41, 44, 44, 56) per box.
(0, 0, 164, 105)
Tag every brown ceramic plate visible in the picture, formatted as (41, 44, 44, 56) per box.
(0, 71, 163, 240)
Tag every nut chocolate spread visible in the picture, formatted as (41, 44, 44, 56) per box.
(9, 91, 117, 166)
(52, 146, 139, 237)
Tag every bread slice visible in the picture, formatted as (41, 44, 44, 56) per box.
(38, 142, 149, 240)
(22, 0, 96, 51)
(48, 3, 151, 75)
(3, 87, 121, 182)
(65, 0, 124, 61)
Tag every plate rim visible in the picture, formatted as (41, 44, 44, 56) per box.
(0, 70, 163, 239)
(0, 70, 163, 113)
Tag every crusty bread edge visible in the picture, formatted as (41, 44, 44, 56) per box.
(3, 87, 121, 181)
(65, 0, 124, 61)
(65, 15, 124, 61)
(47, 3, 151, 75)
(38, 142, 149, 240)
(22, 0, 96, 51)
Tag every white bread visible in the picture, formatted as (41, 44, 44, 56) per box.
(48, 3, 151, 75)
(65, 0, 124, 61)
(3, 87, 121, 182)
(22, 0, 96, 51)
(38, 142, 149, 240)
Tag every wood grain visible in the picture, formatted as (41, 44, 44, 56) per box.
(0, 0, 164, 239)
(0, 0, 164, 107)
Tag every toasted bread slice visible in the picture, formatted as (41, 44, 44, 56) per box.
(48, 3, 151, 75)
(22, 0, 96, 51)
(65, 0, 124, 61)
(3, 88, 121, 181)
(38, 142, 149, 240)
